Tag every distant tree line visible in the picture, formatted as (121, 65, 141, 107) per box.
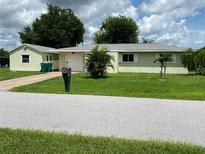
(181, 47, 205, 75)
(0, 48, 9, 58)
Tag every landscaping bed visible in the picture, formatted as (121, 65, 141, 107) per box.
(0, 128, 204, 154)
(11, 73, 205, 100)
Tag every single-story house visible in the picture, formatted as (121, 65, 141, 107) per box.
(9, 43, 188, 74)
(9, 44, 59, 71)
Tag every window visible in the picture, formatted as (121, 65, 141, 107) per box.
(46, 55, 49, 61)
(22, 55, 29, 63)
(50, 55, 52, 61)
(122, 54, 134, 62)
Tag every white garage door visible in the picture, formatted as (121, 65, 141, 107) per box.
(65, 53, 84, 72)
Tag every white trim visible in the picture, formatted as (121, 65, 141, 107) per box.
(120, 53, 138, 63)
(21, 55, 30, 63)
(53, 49, 185, 53)
(119, 67, 188, 74)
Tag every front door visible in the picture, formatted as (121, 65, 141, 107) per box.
(64, 53, 84, 72)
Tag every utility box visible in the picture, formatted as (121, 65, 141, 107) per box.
(41, 63, 53, 72)
(62, 67, 72, 92)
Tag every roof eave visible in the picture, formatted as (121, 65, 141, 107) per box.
(51, 49, 185, 52)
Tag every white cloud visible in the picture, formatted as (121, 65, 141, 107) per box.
(138, 0, 205, 48)
(139, 0, 205, 16)
(0, 0, 204, 50)
(0, 0, 46, 50)
(74, 0, 138, 44)
(0, 0, 138, 50)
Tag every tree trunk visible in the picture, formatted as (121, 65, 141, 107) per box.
(160, 65, 163, 79)
(163, 66, 166, 79)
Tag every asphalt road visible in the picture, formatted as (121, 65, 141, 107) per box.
(0, 92, 205, 146)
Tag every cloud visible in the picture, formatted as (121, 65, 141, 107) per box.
(0, 0, 204, 50)
(43, 0, 138, 44)
(0, 0, 138, 50)
(0, 0, 46, 50)
(138, 0, 205, 48)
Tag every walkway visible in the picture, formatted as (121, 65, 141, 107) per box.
(0, 72, 61, 91)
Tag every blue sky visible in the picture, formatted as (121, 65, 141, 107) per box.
(0, 0, 205, 50)
(132, 0, 144, 6)
(186, 9, 205, 30)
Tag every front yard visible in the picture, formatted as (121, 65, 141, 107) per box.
(11, 73, 205, 100)
(0, 128, 204, 154)
(0, 68, 43, 81)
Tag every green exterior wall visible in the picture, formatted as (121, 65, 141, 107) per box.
(10, 46, 59, 71)
(118, 52, 188, 74)
(10, 46, 43, 71)
(107, 52, 119, 73)
(10, 45, 187, 74)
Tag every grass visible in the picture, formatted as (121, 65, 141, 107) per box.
(0, 128, 204, 154)
(12, 73, 205, 100)
(0, 68, 43, 81)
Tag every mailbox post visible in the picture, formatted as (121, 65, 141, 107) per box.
(62, 67, 72, 92)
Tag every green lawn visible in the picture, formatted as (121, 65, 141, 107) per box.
(12, 73, 205, 100)
(0, 128, 204, 154)
(0, 68, 43, 81)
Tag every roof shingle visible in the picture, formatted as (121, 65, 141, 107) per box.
(57, 43, 186, 52)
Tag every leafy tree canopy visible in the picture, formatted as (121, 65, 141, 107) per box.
(19, 4, 85, 48)
(94, 15, 139, 43)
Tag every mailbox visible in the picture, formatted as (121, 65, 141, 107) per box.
(62, 67, 72, 92)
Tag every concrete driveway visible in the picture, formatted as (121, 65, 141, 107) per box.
(0, 72, 61, 91)
(0, 92, 205, 146)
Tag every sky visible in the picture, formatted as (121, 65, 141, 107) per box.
(0, 0, 205, 50)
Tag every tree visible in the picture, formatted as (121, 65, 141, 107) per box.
(85, 46, 114, 78)
(181, 49, 197, 72)
(0, 48, 9, 58)
(19, 4, 85, 48)
(94, 15, 139, 43)
(154, 54, 172, 79)
(181, 48, 205, 75)
(142, 38, 154, 43)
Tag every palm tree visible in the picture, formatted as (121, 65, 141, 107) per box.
(85, 46, 114, 78)
(154, 54, 172, 79)
(142, 38, 154, 43)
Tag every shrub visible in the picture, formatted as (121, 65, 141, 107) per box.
(181, 47, 205, 75)
(85, 46, 114, 78)
(181, 49, 197, 72)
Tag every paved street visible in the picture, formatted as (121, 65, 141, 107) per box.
(0, 92, 205, 146)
